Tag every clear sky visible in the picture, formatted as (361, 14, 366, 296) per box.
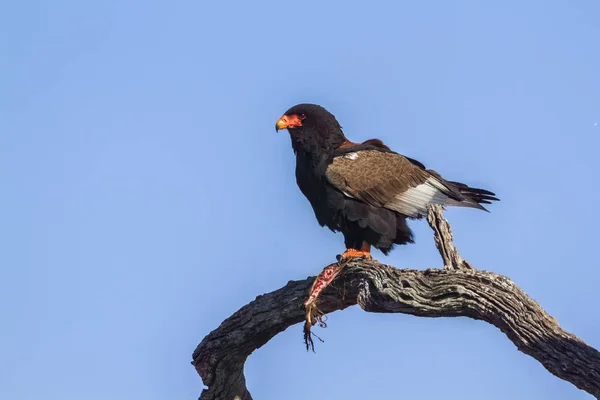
(2, 1, 599, 399)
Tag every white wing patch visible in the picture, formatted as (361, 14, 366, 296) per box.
(344, 152, 359, 160)
(385, 177, 449, 217)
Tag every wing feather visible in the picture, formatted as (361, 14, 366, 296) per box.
(326, 149, 458, 218)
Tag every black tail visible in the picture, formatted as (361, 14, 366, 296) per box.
(445, 181, 500, 211)
(426, 168, 499, 211)
(450, 181, 499, 204)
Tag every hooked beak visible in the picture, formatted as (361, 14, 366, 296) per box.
(275, 114, 305, 132)
(275, 117, 288, 132)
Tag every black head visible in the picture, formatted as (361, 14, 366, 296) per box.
(275, 103, 346, 153)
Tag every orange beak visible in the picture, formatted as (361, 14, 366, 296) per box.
(275, 117, 288, 131)
(275, 114, 305, 132)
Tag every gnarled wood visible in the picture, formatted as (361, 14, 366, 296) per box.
(427, 205, 474, 270)
(192, 206, 600, 399)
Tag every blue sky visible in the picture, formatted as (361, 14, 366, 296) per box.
(1, 1, 599, 399)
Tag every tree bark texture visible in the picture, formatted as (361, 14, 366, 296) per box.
(192, 206, 600, 399)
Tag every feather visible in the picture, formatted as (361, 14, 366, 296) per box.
(385, 177, 450, 218)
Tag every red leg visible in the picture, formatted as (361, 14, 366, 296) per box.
(340, 242, 372, 260)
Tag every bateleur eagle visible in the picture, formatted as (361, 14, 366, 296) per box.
(276, 103, 499, 260)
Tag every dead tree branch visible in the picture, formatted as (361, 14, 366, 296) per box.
(192, 206, 600, 399)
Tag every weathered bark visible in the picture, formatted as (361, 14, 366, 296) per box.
(192, 206, 600, 399)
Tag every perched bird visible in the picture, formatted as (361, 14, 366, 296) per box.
(275, 103, 499, 260)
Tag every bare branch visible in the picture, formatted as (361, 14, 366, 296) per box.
(192, 263, 600, 399)
(191, 207, 600, 399)
(427, 204, 474, 270)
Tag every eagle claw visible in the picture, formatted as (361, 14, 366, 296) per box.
(338, 248, 373, 263)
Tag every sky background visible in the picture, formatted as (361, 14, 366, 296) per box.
(2, 1, 599, 399)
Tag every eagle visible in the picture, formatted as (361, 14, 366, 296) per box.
(275, 103, 499, 261)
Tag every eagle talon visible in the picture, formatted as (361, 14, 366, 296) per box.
(339, 248, 372, 261)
